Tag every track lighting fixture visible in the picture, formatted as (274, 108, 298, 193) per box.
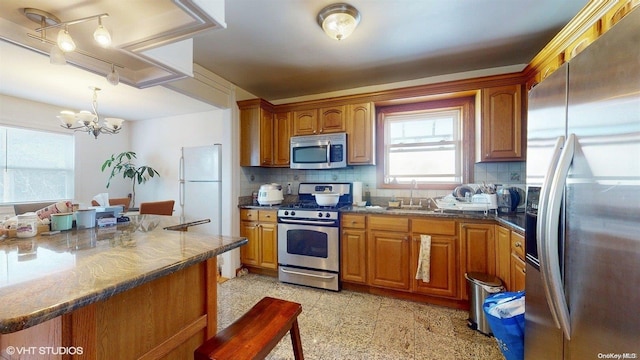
(106, 64, 120, 85)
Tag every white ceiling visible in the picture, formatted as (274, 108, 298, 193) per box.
(0, 0, 590, 120)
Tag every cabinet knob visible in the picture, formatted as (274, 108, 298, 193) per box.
(521, 267, 526, 274)
(515, 242, 522, 248)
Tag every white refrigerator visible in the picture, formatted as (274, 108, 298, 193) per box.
(179, 145, 222, 235)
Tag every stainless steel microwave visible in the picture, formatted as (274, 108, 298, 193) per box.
(290, 132, 347, 169)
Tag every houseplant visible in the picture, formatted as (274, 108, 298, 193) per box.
(101, 151, 160, 207)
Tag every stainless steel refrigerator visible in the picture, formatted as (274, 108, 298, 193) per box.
(179, 145, 222, 235)
(524, 8, 640, 359)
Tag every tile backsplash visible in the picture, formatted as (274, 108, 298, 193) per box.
(240, 162, 525, 201)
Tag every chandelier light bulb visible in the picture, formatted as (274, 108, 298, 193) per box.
(93, 18, 111, 47)
(57, 26, 76, 52)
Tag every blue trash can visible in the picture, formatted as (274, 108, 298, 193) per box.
(483, 291, 525, 360)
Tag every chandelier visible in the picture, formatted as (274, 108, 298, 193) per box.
(57, 87, 124, 139)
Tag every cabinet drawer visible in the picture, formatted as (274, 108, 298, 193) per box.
(240, 209, 258, 221)
(412, 219, 456, 236)
(368, 215, 409, 232)
(511, 231, 525, 259)
(258, 210, 277, 222)
(342, 214, 366, 229)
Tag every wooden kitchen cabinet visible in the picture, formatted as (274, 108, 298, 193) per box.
(293, 106, 346, 136)
(273, 111, 292, 166)
(510, 231, 526, 291)
(239, 99, 275, 167)
(477, 84, 524, 162)
(239, 209, 278, 270)
(341, 214, 367, 284)
(459, 222, 496, 299)
(367, 215, 411, 291)
(495, 225, 512, 289)
(346, 102, 375, 165)
(292, 109, 318, 135)
(411, 219, 459, 299)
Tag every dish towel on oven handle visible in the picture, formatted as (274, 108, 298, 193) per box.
(415, 234, 431, 282)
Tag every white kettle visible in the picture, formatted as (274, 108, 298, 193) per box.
(257, 183, 283, 205)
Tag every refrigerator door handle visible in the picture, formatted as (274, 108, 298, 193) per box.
(536, 135, 565, 329)
(545, 133, 575, 340)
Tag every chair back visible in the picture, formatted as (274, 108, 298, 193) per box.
(139, 200, 175, 215)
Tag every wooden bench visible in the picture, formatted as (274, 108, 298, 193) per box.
(194, 297, 304, 360)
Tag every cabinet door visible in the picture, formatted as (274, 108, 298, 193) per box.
(411, 234, 458, 298)
(459, 222, 496, 299)
(495, 225, 511, 290)
(346, 102, 375, 165)
(259, 223, 278, 269)
(292, 109, 318, 135)
(368, 230, 410, 290)
(273, 111, 292, 166)
(240, 221, 260, 266)
(479, 84, 523, 161)
(259, 108, 274, 165)
(510, 253, 526, 291)
(319, 105, 346, 133)
(341, 228, 367, 283)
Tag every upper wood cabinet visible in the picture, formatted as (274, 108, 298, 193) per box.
(346, 102, 375, 165)
(293, 106, 346, 136)
(239, 100, 291, 167)
(273, 111, 292, 166)
(239, 99, 275, 167)
(477, 84, 524, 162)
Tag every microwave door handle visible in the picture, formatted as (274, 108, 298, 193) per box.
(545, 133, 575, 340)
(326, 140, 331, 167)
(537, 135, 565, 329)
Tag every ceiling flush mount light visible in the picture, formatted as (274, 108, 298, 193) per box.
(317, 3, 361, 41)
(57, 87, 124, 139)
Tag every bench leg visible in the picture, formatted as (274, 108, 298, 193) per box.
(290, 319, 304, 360)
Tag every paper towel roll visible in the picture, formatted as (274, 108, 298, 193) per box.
(352, 182, 363, 203)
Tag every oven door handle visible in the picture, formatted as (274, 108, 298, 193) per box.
(279, 218, 336, 226)
(281, 268, 337, 280)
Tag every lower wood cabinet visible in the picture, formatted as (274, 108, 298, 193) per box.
(459, 222, 495, 300)
(495, 225, 526, 291)
(239, 209, 278, 270)
(411, 219, 459, 299)
(367, 216, 411, 291)
(341, 214, 367, 284)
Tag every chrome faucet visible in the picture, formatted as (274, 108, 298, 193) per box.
(410, 179, 417, 206)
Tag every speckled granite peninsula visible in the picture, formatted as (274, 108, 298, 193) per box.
(0, 216, 247, 359)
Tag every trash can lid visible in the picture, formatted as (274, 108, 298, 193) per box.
(465, 272, 503, 287)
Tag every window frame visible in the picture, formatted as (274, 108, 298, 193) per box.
(376, 96, 475, 190)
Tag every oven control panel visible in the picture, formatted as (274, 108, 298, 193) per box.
(277, 209, 339, 221)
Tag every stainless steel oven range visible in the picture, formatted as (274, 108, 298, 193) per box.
(277, 182, 352, 291)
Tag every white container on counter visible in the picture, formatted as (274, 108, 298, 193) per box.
(16, 214, 38, 238)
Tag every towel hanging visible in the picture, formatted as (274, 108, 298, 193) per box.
(415, 234, 431, 282)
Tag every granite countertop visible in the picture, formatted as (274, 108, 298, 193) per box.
(237, 203, 525, 232)
(0, 216, 247, 334)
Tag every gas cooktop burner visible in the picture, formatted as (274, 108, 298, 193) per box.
(280, 202, 347, 210)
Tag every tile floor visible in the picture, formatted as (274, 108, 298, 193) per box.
(217, 274, 504, 360)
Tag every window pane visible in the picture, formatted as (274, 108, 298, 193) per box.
(0, 127, 74, 203)
(383, 108, 462, 184)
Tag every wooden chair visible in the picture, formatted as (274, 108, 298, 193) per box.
(138, 200, 175, 215)
(194, 297, 303, 360)
(90, 197, 131, 212)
